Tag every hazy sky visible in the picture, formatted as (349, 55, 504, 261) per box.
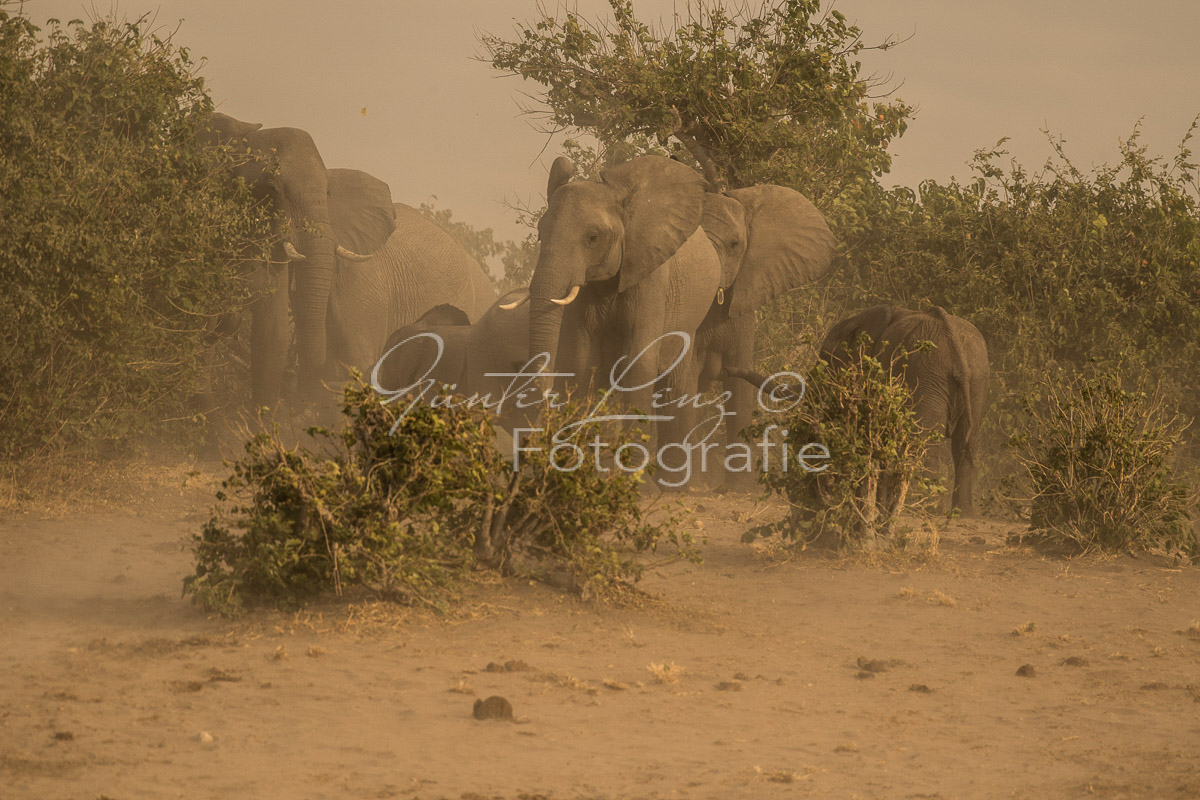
(24, 1, 1200, 242)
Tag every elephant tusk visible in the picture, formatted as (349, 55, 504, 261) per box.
(283, 241, 307, 262)
(550, 285, 581, 306)
(336, 244, 373, 262)
(499, 295, 530, 311)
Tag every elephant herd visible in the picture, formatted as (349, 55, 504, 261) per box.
(208, 111, 989, 513)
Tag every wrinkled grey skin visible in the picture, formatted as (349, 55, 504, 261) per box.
(373, 288, 532, 429)
(525, 155, 721, 459)
(818, 305, 990, 515)
(327, 199, 497, 383)
(696, 186, 838, 488)
(203, 114, 397, 405)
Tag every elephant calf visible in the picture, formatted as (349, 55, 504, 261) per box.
(372, 288, 534, 430)
(818, 305, 989, 515)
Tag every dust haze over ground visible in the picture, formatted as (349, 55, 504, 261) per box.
(2, 464, 1199, 799)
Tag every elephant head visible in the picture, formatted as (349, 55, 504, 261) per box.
(700, 184, 837, 318)
(205, 113, 395, 403)
(375, 303, 472, 396)
(818, 304, 907, 365)
(528, 154, 708, 369)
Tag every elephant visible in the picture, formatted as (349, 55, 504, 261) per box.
(203, 114, 496, 405)
(816, 305, 990, 515)
(203, 113, 396, 405)
(526, 154, 722, 480)
(695, 186, 838, 488)
(326, 191, 498, 384)
(372, 288, 533, 430)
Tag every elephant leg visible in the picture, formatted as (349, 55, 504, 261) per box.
(554, 307, 595, 399)
(721, 316, 759, 491)
(249, 263, 290, 407)
(950, 417, 976, 516)
(655, 350, 712, 490)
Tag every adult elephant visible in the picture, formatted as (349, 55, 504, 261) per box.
(527, 155, 721, 467)
(697, 186, 838, 488)
(372, 288, 532, 429)
(326, 183, 497, 382)
(203, 113, 396, 405)
(818, 305, 990, 515)
(204, 115, 495, 404)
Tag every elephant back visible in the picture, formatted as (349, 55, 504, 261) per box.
(386, 203, 498, 325)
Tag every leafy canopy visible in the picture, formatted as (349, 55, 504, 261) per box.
(483, 0, 910, 196)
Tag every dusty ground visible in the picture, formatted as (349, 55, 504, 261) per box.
(2, 463, 1199, 800)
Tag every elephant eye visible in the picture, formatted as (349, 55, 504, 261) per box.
(585, 229, 601, 246)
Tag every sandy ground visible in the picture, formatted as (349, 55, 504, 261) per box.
(2, 467, 1199, 800)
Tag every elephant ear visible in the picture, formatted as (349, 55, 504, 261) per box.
(602, 156, 706, 293)
(547, 157, 576, 202)
(700, 192, 748, 290)
(326, 168, 396, 256)
(726, 185, 837, 318)
(418, 304, 471, 327)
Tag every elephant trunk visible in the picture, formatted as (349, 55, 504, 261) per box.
(292, 228, 336, 400)
(528, 245, 581, 373)
(528, 297, 564, 374)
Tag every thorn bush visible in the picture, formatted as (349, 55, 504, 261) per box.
(184, 377, 693, 617)
(1013, 370, 1196, 556)
(742, 338, 942, 549)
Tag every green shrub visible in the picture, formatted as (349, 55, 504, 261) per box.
(743, 339, 942, 549)
(0, 9, 275, 458)
(185, 378, 692, 617)
(1013, 370, 1196, 555)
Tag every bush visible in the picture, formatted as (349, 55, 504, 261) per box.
(742, 338, 942, 549)
(1013, 370, 1196, 556)
(185, 378, 692, 617)
(0, 9, 275, 458)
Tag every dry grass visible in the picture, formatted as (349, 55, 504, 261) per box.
(928, 589, 958, 608)
(1012, 621, 1037, 636)
(1178, 620, 1200, 639)
(646, 661, 685, 684)
(532, 671, 599, 695)
(751, 765, 823, 783)
(447, 679, 475, 695)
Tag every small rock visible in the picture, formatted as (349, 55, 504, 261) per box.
(1061, 656, 1088, 667)
(969, 535, 986, 545)
(53, 731, 74, 741)
(733, 672, 750, 681)
(854, 670, 876, 680)
(909, 684, 933, 694)
(1140, 681, 1169, 691)
(1016, 664, 1037, 678)
(473, 695, 514, 721)
(714, 681, 743, 691)
(194, 731, 214, 744)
